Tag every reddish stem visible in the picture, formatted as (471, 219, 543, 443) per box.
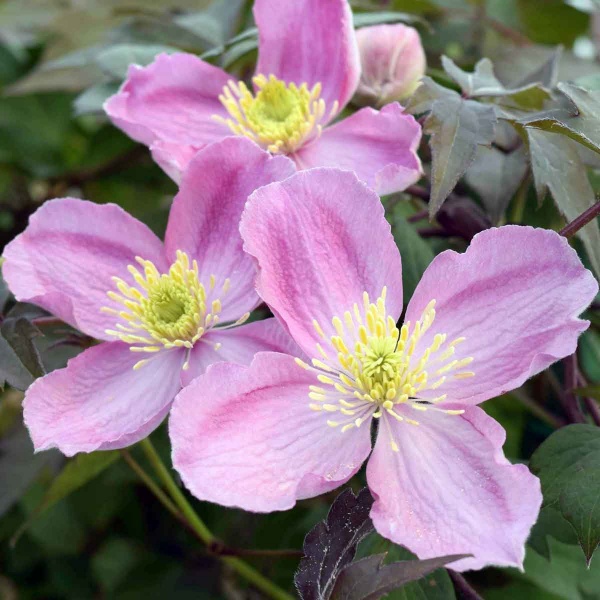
(559, 200, 600, 238)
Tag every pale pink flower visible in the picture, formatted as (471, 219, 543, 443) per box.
(169, 169, 598, 571)
(355, 24, 426, 107)
(2, 138, 297, 456)
(104, 0, 422, 195)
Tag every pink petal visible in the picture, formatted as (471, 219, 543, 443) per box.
(405, 226, 598, 405)
(165, 137, 296, 323)
(367, 406, 542, 571)
(180, 317, 302, 386)
(23, 342, 185, 456)
(254, 0, 359, 116)
(2, 198, 167, 340)
(294, 103, 423, 195)
(104, 53, 230, 151)
(150, 141, 200, 183)
(170, 352, 371, 511)
(240, 169, 403, 356)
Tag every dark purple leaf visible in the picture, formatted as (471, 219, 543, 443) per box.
(331, 552, 469, 600)
(295, 488, 374, 600)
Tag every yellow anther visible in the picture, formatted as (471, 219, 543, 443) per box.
(297, 289, 475, 433)
(103, 251, 237, 370)
(454, 371, 475, 379)
(332, 316, 344, 336)
(313, 319, 325, 338)
(214, 74, 336, 154)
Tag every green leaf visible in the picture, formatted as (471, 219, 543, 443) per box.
(442, 56, 551, 109)
(575, 386, 600, 400)
(517, 0, 589, 46)
(94, 44, 177, 79)
(528, 506, 579, 561)
(530, 424, 600, 564)
(0, 304, 45, 381)
(514, 46, 562, 90)
(465, 145, 528, 224)
(91, 537, 144, 592)
(174, 0, 245, 46)
(580, 330, 600, 383)
(519, 538, 600, 600)
(0, 93, 80, 177)
(389, 207, 435, 303)
(74, 82, 120, 116)
(112, 16, 214, 54)
(0, 332, 35, 391)
(12, 451, 120, 545)
(352, 11, 428, 29)
(0, 423, 61, 518)
(331, 553, 466, 600)
(527, 128, 600, 278)
(407, 77, 497, 216)
(521, 84, 600, 156)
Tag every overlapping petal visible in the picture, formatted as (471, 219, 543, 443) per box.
(23, 343, 185, 456)
(367, 406, 542, 571)
(180, 318, 302, 386)
(294, 103, 422, 195)
(240, 169, 403, 356)
(104, 53, 230, 149)
(405, 226, 598, 405)
(150, 140, 199, 183)
(165, 137, 296, 323)
(170, 352, 371, 511)
(2, 198, 167, 340)
(254, 0, 359, 117)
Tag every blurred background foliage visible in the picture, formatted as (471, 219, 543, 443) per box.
(1, 0, 600, 598)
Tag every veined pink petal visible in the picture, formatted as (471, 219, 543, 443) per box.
(104, 53, 230, 151)
(405, 226, 598, 405)
(180, 317, 302, 386)
(23, 342, 185, 456)
(368, 406, 542, 571)
(170, 352, 371, 511)
(240, 169, 403, 356)
(254, 0, 359, 117)
(294, 103, 423, 195)
(165, 138, 296, 323)
(2, 198, 167, 340)
(150, 141, 200, 183)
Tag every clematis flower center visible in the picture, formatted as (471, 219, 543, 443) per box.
(213, 74, 338, 154)
(102, 250, 247, 370)
(296, 288, 475, 450)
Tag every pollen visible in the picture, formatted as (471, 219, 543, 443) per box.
(213, 74, 338, 154)
(102, 250, 248, 370)
(302, 288, 475, 448)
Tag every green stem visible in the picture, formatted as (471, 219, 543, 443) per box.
(120, 450, 181, 519)
(139, 437, 293, 600)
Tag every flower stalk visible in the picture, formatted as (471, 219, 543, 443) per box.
(559, 199, 600, 238)
(138, 437, 294, 600)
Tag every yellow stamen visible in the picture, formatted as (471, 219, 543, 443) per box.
(213, 74, 337, 154)
(301, 289, 475, 433)
(103, 250, 237, 369)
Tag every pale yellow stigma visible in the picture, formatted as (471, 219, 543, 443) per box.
(213, 74, 338, 154)
(102, 250, 248, 370)
(302, 289, 475, 449)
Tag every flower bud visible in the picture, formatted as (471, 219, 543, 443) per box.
(355, 24, 426, 107)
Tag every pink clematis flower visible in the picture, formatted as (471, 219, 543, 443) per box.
(104, 0, 422, 195)
(169, 169, 598, 571)
(2, 138, 297, 456)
